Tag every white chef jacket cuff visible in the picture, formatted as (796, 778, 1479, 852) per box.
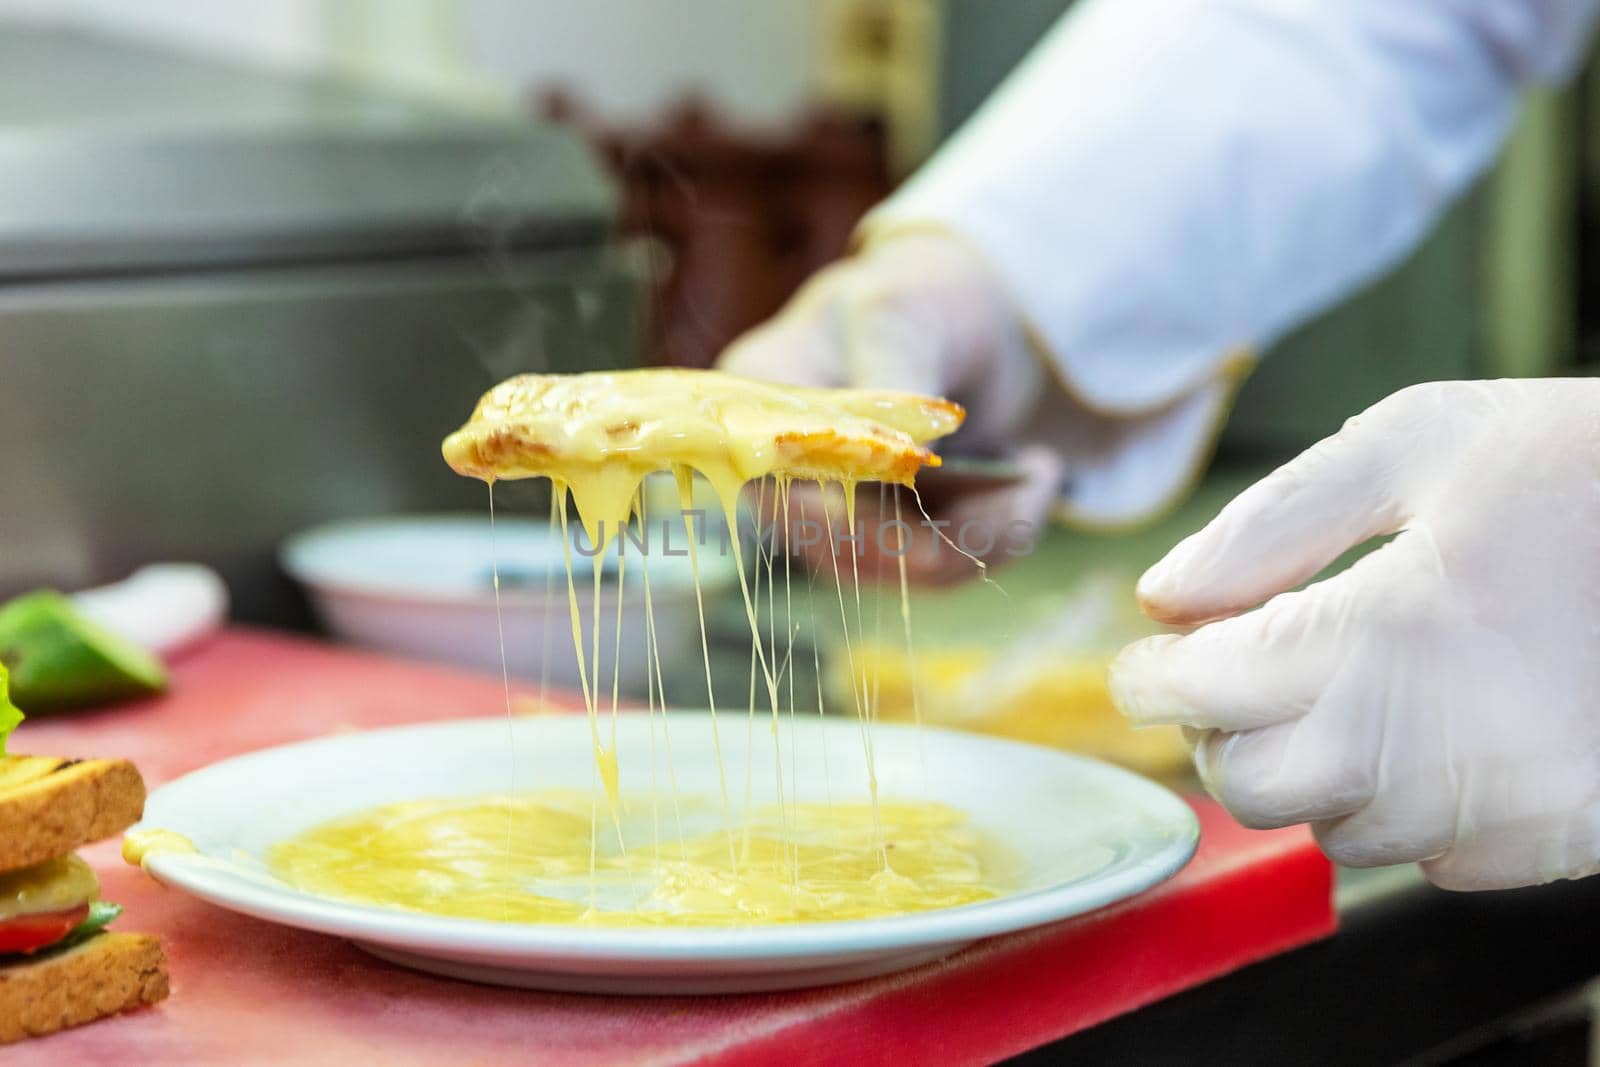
(1048, 360, 1250, 528)
(856, 0, 1600, 418)
(850, 209, 1253, 524)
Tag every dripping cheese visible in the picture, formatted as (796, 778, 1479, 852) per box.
(430, 367, 974, 927)
(441, 368, 964, 539)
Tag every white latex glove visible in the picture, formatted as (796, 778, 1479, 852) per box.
(718, 233, 1241, 581)
(72, 564, 229, 659)
(720, 234, 1043, 449)
(1109, 379, 1600, 890)
(718, 233, 1061, 581)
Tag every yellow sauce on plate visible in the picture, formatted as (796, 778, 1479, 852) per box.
(121, 828, 198, 870)
(268, 791, 1012, 926)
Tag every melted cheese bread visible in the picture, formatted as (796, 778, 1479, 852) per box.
(441, 368, 963, 535)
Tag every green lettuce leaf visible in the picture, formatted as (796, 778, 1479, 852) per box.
(0, 663, 21, 757)
(0, 901, 122, 962)
(52, 900, 123, 952)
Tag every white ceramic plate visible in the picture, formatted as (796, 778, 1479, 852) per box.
(135, 714, 1198, 994)
(279, 514, 737, 690)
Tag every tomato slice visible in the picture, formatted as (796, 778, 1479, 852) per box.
(0, 903, 90, 955)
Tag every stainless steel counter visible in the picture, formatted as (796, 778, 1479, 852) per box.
(0, 27, 643, 624)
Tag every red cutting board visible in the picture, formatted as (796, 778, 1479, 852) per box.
(12, 628, 1334, 1066)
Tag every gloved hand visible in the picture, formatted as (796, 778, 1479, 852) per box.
(720, 234, 1043, 444)
(1109, 379, 1600, 890)
(718, 233, 1062, 584)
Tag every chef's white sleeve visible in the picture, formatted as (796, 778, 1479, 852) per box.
(864, 0, 1600, 524)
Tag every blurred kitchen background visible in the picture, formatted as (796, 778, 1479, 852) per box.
(0, 0, 1594, 779)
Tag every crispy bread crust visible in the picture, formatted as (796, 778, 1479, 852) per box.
(0, 758, 146, 873)
(442, 369, 966, 486)
(0, 932, 168, 1044)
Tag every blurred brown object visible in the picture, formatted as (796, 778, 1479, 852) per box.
(827, 641, 1194, 786)
(536, 92, 892, 367)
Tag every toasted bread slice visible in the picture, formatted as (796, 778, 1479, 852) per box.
(0, 758, 145, 874)
(442, 369, 965, 490)
(0, 932, 168, 1043)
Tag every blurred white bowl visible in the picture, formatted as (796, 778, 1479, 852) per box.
(280, 514, 739, 693)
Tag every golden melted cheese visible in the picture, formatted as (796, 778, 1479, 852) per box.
(426, 368, 983, 929)
(0, 853, 98, 921)
(441, 368, 963, 543)
(121, 828, 198, 870)
(268, 792, 1010, 926)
